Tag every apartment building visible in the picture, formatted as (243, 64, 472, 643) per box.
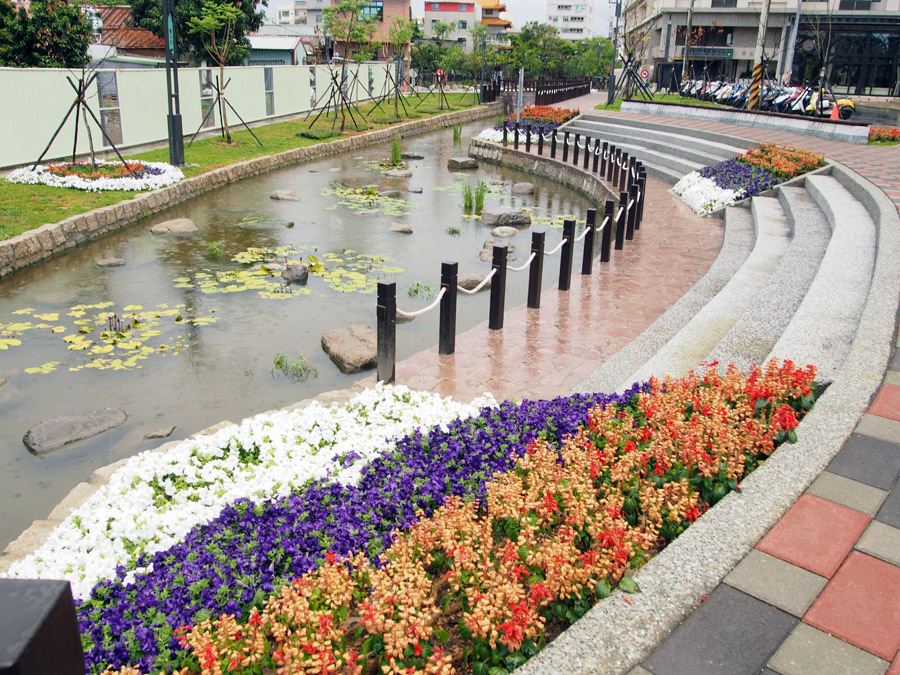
(330, 0, 413, 59)
(422, 0, 512, 51)
(625, 0, 900, 95)
(547, 0, 595, 40)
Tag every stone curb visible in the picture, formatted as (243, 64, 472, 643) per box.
(0, 103, 502, 279)
(515, 163, 900, 672)
(621, 100, 871, 145)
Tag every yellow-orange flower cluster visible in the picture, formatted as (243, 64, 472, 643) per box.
(738, 144, 825, 179)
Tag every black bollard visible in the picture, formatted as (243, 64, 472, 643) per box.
(615, 191, 627, 250)
(601, 199, 614, 262)
(559, 219, 575, 292)
(583, 137, 591, 170)
(525, 126, 531, 152)
(537, 130, 544, 156)
(618, 152, 630, 192)
(592, 139, 600, 173)
(551, 129, 557, 158)
(527, 231, 545, 309)
(573, 134, 580, 165)
(562, 131, 569, 163)
(439, 261, 457, 355)
(502, 124, 508, 147)
(581, 208, 596, 275)
(377, 282, 396, 383)
(637, 169, 647, 230)
(514, 126, 519, 150)
(626, 182, 638, 241)
(488, 245, 508, 330)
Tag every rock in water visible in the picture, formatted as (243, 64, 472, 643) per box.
(321, 325, 377, 374)
(491, 226, 519, 238)
(458, 273, 491, 291)
(480, 248, 516, 263)
(270, 190, 300, 201)
(511, 182, 535, 194)
(144, 426, 176, 440)
(380, 189, 404, 199)
(447, 157, 478, 170)
(401, 152, 424, 160)
(388, 222, 413, 234)
(383, 168, 412, 178)
(96, 258, 125, 267)
(24, 408, 127, 455)
(480, 209, 531, 228)
(407, 187, 424, 194)
(483, 238, 516, 252)
(150, 218, 197, 235)
(282, 264, 309, 284)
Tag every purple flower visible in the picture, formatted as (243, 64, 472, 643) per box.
(698, 159, 781, 198)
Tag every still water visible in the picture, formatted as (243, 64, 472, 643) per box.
(0, 120, 592, 548)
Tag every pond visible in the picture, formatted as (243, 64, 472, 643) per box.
(0, 119, 595, 549)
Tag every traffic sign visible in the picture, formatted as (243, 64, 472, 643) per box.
(640, 68, 650, 80)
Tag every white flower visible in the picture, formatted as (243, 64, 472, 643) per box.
(673, 172, 744, 215)
(0, 384, 496, 599)
(6, 160, 183, 192)
(476, 127, 505, 143)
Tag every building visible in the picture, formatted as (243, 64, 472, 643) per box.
(329, 0, 413, 60)
(624, 0, 900, 96)
(246, 34, 307, 65)
(477, 0, 513, 41)
(547, 0, 595, 40)
(85, 5, 168, 68)
(421, 0, 512, 51)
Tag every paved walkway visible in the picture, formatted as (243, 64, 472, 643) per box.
(369, 92, 900, 674)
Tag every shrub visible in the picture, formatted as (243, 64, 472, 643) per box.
(391, 137, 402, 166)
(869, 126, 900, 144)
(295, 128, 341, 140)
(738, 144, 825, 179)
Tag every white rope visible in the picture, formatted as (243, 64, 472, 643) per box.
(457, 267, 497, 295)
(636, 190, 642, 203)
(628, 199, 635, 210)
(544, 237, 568, 256)
(574, 226, 592, 242)
(615, 207, 624, 221)
(603, 150, 609, 159)
(596, 215, 610, 233)
(508, 251, 536, 272)
(397, 286, 447, 318)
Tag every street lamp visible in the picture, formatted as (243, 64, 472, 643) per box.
(162, 0, 184, 166)
(608, 0, 621, 105)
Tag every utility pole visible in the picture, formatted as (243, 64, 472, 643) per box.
(162, 0, 184, 165)
(607, 0, 621, 105)
(747, 0, 772, 109)
(781, 0, 802, 84)
(682, 0, 695, 84)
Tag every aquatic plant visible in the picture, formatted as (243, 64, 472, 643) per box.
(205, 240, 225, 260)
(391, 137, 402, 167)
(462, 182, 474, 211)
(272, 353, 317, 381)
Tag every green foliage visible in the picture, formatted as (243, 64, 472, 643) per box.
(323, 0, 377, 61)
(474, 180, 488, 212)
(0, 0, 90, 67)
(187, 1, 244, 67)
(453, 124, 462, 143)
(205, 240, 225, 260)
(462, 183, 474, 211)
(272, 353, 317, 382)
(407, 281, 438, 300)
(296, 128, 342, 140)
(390, 137, 402, 166)
(446, 226, 461, 236)
(128, 0, 262, 65)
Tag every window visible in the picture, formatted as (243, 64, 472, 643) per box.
(710, 0, 737, 6)
(264, 67, 275, 116)
(361, 0, 383, 20)
(838, 0, 871, 8)
(431, 2, 439, 8)
(96, 71, 123, 146)
(458, 2, 466, 9)
(199, 69, 216, 129)
(458, 19, 467, 28)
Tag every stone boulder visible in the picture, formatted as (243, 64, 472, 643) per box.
(150, 218, 197, 235)
(321, 325, 377, 374)
(407, 187, 424, 194)
(96, 258, 125, 267)
(380, 189, 404, 199)
(383, 168, 412, 178)
(483, 238, 516, 253)
(458, 273, 491, 292)
(388, 222, 413, 234)
(24, 408, 127, 455)
(480, 209, 531, 228)
(480, 247, 516, 263)
(448, 157, 478, 170)
(401, 152, 424, 160)
(491, 226, 520, 238)
(236, 217, 294, 231)
(282, 264, 309, 285)
(511, 182, 535, 195)
(270, 190, 300, 201)
(144, 426, 176, 440)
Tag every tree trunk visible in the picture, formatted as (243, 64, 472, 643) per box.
(220, 64, 231, 143)
(82, 103, 96, 170)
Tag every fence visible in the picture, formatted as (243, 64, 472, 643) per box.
(480, 77, 590, 106)
(376, 127, 648, 383)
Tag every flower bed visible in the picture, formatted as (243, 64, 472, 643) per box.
(674, 144, 825, 215)
(105, 360, 818, 675)
(6, 159, 183, 192)
(869, 126, 900, 144)
(3, 384, 495, 600)
(495, 105, 580, 135)
(78, 388, 639, 673)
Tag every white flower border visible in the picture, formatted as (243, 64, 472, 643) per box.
(673, 171, 745, 215)
(1, 383, 496, 598)
(6, 159, 184, 192)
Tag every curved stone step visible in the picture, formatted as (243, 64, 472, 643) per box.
(623, 195, 793, 385)
(573, 205, 754, 395)
(578, 112, 758, 153)
(707, 185, 831, 370)
(767, 173, 877, 380)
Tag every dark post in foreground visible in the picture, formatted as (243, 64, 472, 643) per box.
(439, 262, 457, 355)
(527, 231, 545, 309)
(582, 208, 597, 275)
(377, 282, 396, 383)
(489, 246, 508, 330)
(559, 219, 575, 291)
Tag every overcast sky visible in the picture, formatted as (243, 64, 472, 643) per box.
(263, 0, 613, 39)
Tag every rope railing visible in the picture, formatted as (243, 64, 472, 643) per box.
(544, 237, 568, 256)
(456, 267, 497, 295)
(396, 286, 447, 319)
(508, 251, 537, 273)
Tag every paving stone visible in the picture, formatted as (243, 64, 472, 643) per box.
(807, 471, 888, 516)
(768, 623, 890, 675)
(885, 372, 900, 387)
(757, 494, 871, 578)
(724, 549, 827, 617)
(642, 586, 797, 675)
(869, 384, 900, 423)
(877, 488, 900, 529)
(826, 433, 900, 491)
(856, 415, 900, 445)
(627, 666, 652, 675)
(804, 552, 900, 662)
(890, 349, 900, 372)
(856, 521, 900, 566)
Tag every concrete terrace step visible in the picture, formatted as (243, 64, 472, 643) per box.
(624, 195, 793, 386)
(564, 117, 742, 166)
(707, 185, 832, 370)
(573, 205, 755, 396)
(768, 174, 878, 380)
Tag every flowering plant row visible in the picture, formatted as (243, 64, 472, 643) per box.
(6, 159, 183, 191)
(869, 126, 900, 144)
(108, 360, 817, 675)
(495, 105, 580, 134)
(2, 384, 495, 599)
(80, 388, 639, 673)
(738, 144, 825, 179)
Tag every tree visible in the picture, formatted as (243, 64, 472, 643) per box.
(386, 16, 416, 116)
(431, 19, 453, 59)
(187, 1, 243, 142)
(0, 0, 90, 68)
(128, 0, 263, 64)
(324, 0, 377, 62)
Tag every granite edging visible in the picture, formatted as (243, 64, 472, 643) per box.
(0, 103, 502, 279)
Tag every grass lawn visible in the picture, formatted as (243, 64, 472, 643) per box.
(0, 94, 479, 241)
(597, 92, 731, 112)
